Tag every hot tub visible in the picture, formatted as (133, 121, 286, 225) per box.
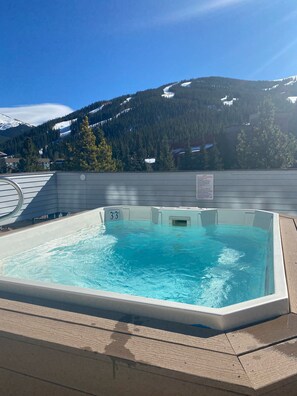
(0, 206, 288, 330)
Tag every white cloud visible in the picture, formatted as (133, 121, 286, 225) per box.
(0, 103, 74, 126)
(153, 0, 252, 26)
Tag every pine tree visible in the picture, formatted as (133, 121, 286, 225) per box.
(18, 138, 41, 172)
(66, 117, 100, 171)
(200, 145, 210, 170)
(156, 136, 175, 171)
(96, 129, 117, 171)
(209, 143, 223, 170)
(0, 158, 7, 174)
(178, 142, 193, 170)
(236, 130, 251, 169)
(236, 100, 297, 169)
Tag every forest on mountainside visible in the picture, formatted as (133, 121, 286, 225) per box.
(1, 76, 297, 173)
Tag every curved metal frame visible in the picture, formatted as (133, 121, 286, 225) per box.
(0, 177, 24, 222)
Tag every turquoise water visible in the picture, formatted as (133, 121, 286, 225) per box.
(0, 221, 272, 308)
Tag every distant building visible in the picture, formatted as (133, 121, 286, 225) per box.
(38, 158, 51, 170)
(4, 157, 51, 171)
(4, 157, 20, 171)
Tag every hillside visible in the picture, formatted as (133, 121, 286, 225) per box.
(0, 114, 33, 144)
(1, 75, 297, 170)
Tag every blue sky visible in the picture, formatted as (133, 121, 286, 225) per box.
(1, 0, 297, 122)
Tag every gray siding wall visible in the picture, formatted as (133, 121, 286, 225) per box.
(0, 173, 58, 226)
(1, 170, 297, 226)
(56, 170, 297, 216)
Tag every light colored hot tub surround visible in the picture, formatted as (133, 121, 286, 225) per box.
(0, 206, 289, 330)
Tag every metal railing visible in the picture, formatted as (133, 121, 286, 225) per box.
(0, 177, 24, 222)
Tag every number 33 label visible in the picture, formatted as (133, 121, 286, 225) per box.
(109, 210, 120, 220)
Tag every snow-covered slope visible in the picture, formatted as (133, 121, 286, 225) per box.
(52, 119, 77, 138)
(162, 84, 176, 98)
(0, 113, 31, 131)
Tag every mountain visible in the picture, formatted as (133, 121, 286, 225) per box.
(0, 114, 33, 144)
(1, 75, 297, 170)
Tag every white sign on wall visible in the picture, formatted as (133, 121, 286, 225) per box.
(196, 174, 214, 200)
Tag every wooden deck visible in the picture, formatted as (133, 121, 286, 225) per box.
(0, 215, 297, 395)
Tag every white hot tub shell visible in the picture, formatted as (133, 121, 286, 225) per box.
(0, 206, 289, 330)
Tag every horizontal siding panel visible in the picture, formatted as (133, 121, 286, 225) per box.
(3, 170, 297, 224)
(82, 187, 297, 196)
(9, 172, 55, 180)
(0, 191, 20, 200)
(55, 170, 297, 216)
(0, 200, 57, 215)
(82, 198, 297, 210)
(0, 173, 58, 225)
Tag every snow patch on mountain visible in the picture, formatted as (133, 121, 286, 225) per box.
(120, 97, 132, 106)
(284, 77, 297, 86)
(162, 84, 176, 98)
(274, 75, 297, 82)
(115, 108, 131, 118)
(145, 158, 155, 164)
(53, 119, 77, 138)
(181, 81, 192, 87)
(91, 108, 132, 128)
(223, 98, 238, 106)
(89, 104, 105, 114)
(263, 84, 279, 91)
(91, 118, 111, 128)
(287, 96, 297, 104)
(53, 119, 77, 131)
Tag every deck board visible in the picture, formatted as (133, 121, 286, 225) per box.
(0, 367, 90, 396)
(0, 296, 234, 354)
(227, 314, 297, 355)
(239, 337, 297, 393)
(0, 308, 252, 394)
(0, 334, 248, 396)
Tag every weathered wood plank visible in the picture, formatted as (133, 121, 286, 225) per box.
(261, 379, 297, 395)
(0, 367, 89, 396)
(0, 335, 246, 396)
(239, 337, 297, 393)
(227, 314, 297, 355)
(0, 297, 234, 354)
(0, 308, 252, 393)
(280, 217, 297, 313)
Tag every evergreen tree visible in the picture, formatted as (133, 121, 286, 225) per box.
(66, 117, 100, 171)
(236, 130, 251, 169)
(18, 138, 41, 172)
(209, 143, 223, 170)
(145, 161, 154, 172)
(0, 158, 7, 174)
(155, 136, 175, 171)
(178, 142, 193, 170)
(126, 152, 146, 171)
(236, 101, 297, 169)
(200, 145, 210, 170)
(96, 129, 117, 171)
